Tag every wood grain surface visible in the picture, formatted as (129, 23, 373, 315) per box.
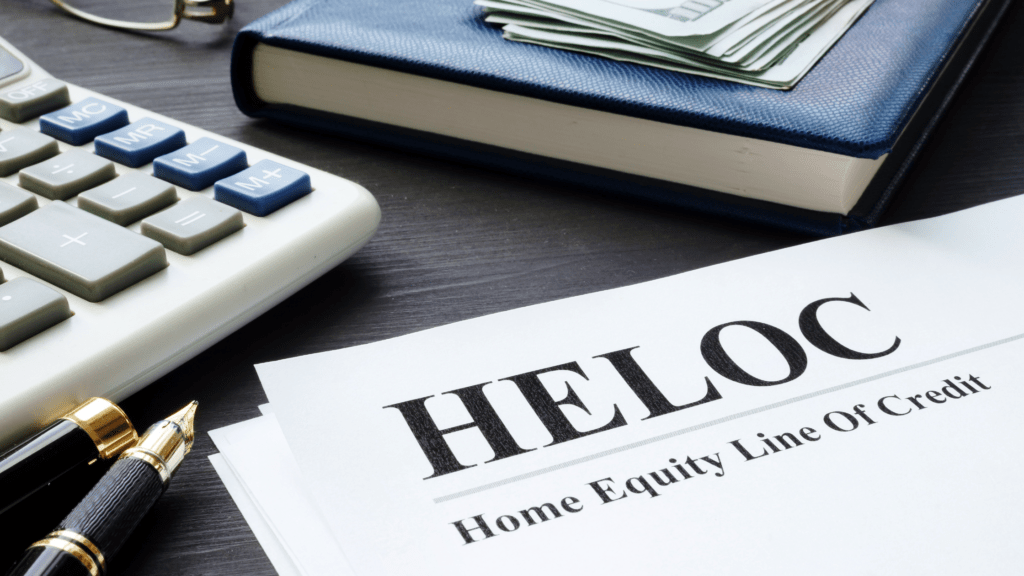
(1, 1, 1022, 574)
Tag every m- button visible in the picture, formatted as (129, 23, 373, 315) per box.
(152, 137, 247, 191)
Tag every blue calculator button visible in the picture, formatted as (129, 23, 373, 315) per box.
(152, 137, 247, 191)
(93, 118, 186, 168)
(214, 160, 312, 216)
(38, 97, 129, 146)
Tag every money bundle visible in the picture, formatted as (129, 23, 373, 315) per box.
(475, 0, 875, 89)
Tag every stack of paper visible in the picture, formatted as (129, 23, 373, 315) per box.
(476, 0, 875, 89)
(209, 408, 351, 575)
(211, 195, 1024, 575)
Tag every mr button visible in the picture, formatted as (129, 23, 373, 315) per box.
(94, 118, 186, 168)
(214, 160, 311, 216)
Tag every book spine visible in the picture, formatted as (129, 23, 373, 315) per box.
(229, 29, 264, 118)
(228, 32, 846, 236)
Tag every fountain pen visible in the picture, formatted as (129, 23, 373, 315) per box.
(0, 398, 138, 515)
(5, 401, 198, 576)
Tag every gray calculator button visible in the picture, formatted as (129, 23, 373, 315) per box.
(0, 202, 167, 302)
(141, 196, 244, 255)
(0, 127, 59, 177)
(0, 277, 72, 351)
(0, 181, 36, 226)
(0, 78, 71, 123)
(78, 173, 178, 226)
(19, 149, 116, 200)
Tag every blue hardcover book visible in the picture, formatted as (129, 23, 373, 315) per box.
(231, 0, 1011, 235)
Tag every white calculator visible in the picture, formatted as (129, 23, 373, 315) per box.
(0, 36, 381, 446)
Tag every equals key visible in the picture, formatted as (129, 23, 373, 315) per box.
(141, 197, 243, 255)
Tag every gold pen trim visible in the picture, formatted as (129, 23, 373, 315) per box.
(120, 447, 171, 484)
(51, 530, 106, 573)
(61, 398, 138, 460)
(29, 536, 101, 576)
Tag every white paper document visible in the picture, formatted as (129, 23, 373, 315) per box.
(208, 412, 353, 576)
(212, 195, 1024, 575)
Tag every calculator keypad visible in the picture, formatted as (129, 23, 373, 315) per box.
(0, 76, 317, 347)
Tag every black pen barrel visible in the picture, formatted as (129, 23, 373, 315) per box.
(5, 402, 196, 576)
(5, 546, 92, 576)
(5, 458, 164, 576)
(0, 399, 137, 516)
(62, 457, 165, 558)
(0, 420, 98, 515)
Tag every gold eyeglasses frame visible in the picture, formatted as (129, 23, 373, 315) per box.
(49, 0, 234, 31)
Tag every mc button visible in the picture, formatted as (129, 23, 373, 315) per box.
(39, 97, 129, 146)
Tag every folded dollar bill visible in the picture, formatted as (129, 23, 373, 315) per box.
(475, 0, 874, 89)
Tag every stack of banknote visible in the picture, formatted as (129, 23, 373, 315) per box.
(475, 0, 875, 89)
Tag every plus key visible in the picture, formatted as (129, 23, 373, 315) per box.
(0, 202, 167, 302)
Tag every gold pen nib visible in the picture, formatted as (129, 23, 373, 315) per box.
(166, 401, 198, 455)
(120, 401, 199, 485)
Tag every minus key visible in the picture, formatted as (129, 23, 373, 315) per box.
(152, 137, 247, 191)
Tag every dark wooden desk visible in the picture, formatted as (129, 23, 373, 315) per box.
(1, 1, 1022, 573)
